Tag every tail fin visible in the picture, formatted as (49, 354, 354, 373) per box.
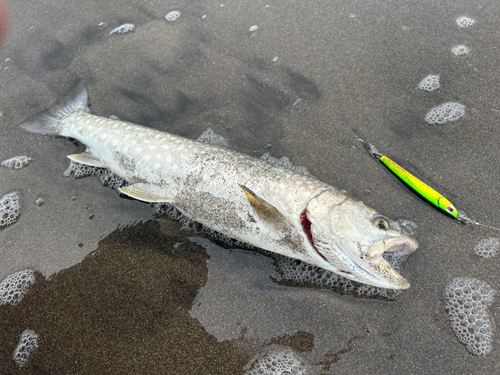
(20, 83, 89, 135)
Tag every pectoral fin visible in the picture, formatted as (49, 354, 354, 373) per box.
(119, 183, 171, 203)
(68, 150, 106, 168)
(239, 184, 289, 231)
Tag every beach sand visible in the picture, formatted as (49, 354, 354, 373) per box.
(1, 0, 499, 373)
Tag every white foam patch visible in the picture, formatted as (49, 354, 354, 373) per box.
(0, 192, 20, 229)
(474, 237, 499, 258)
(456, 16, 475, 28)
(1, 156, 32, 169)
(0, 269, 35, 305)
(249, 25, 258, 32)
(13, 330, 38, 367)
(196, 128, 228, 146)
(109, 23, 135, 35)
(444, 277, 496, 356)
(452, 45, 470, 56)
(260, 153, 310, 176)
(165, 10, 181, 22)
(425, 102, 465, 124)
(244, 349, 307, 375)
(418, 74, 440, 92)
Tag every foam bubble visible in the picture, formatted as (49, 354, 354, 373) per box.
(456, 16, 475, 28)
(0, 269, 35, 305)
(35, 197, 44, 206)
(249, 25, 258, 32)
(452, 45, 470, 56)
(109, 23, 135, 35)
(244, 349, 307, 375)
(197, 128, 228, 146)
(418, 74, 440, 92)
(444, 277, 496, 356)
(397, 219, 417, 235)
(425, 102, 465, 124)
(165, 10, 181, 22)
(272, 56, 278, 62)
(13, 330, 38, 367)
(260, 153, 310, 176)
(1, 156, 32, 169)
(474, 237, 499, 258)
(0, 192, 20, 229)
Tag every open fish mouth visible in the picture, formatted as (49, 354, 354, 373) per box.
(368, 237, 418, 258)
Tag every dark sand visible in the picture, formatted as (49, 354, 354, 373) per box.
(1, 0, 500, 373)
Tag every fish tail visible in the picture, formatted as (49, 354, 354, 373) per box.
(19, 83, 89, 135)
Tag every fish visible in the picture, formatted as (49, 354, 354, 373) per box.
(20, 83, 418, 289)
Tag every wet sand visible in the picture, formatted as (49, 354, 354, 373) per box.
(1, 0, 500, 373)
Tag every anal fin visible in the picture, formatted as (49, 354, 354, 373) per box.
(68, 150, 106, 168)
(119, 183, 171, 203)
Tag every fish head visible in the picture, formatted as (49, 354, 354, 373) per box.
(304, 190, 418, 289)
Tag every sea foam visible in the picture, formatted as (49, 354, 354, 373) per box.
(444, 277, 496, 355)
(0, 192, 20, 229)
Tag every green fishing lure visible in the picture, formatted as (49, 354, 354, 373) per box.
(360, 140, 500, 231)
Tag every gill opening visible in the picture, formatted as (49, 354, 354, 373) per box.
(300, 209, 328, 262)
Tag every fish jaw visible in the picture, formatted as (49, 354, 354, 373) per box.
(356, 235, 418, 289)
(313, 236, 417, 289)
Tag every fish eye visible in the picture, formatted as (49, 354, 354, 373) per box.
(372, 215, 390, 230)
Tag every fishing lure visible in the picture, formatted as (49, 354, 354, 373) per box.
(359, 140, 500, 231)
